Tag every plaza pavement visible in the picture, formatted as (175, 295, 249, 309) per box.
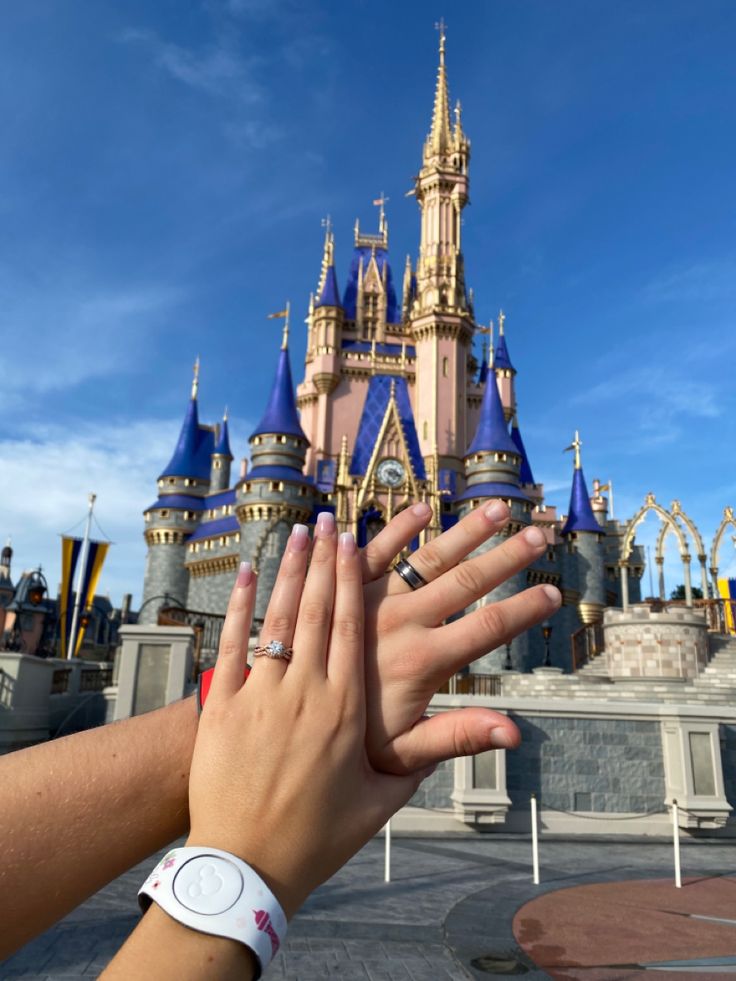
(3, 833, 735, 979)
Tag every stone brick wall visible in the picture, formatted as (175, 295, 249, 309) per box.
(408, 758, 454, 809)
(505, 715, 665, 814)
(187, 567, 238, 615)
(604, 605, 708, 679)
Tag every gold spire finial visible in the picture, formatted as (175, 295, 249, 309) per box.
(428, 19, 451, 154)
(317, 217, 334, 295)
(498, 309, 506, 335)
(563, 430, 582, 470)
(191, 355, 200, 399)
(223, 406, 228, 421)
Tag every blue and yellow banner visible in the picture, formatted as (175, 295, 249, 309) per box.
(717, 578, 736, 635)
(60, 537, 110, 657)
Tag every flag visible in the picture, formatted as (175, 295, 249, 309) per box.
(563, 443, 575, 454)
(598, 483, 611, 493)
(267, 309, 288, 319)
(717, 578, 736, 635)
(60, 537, 110, 658)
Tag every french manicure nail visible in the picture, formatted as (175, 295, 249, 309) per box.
(290, 523, 310, 550)
(484, 500, 508, 522)
(524, 525, 546, 547)
(316, 511, 336, 536)
(543, 584, 561, 606)
(412, 502, 432, 517)
(236, 561, 253, 587)
(339, 531, 356, 554)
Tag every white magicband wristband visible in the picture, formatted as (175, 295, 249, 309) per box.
(138, 846, 287, 978)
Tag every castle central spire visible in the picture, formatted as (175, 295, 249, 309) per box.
(427, 19, 452, 157)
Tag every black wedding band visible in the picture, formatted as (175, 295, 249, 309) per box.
(394, 558, 427, 591)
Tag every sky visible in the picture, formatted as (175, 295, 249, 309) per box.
(1, 0, 735, 606)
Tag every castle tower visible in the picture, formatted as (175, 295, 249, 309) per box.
(457, 366, 534, 671)
(140, 360, 213, 623)
(209, 410, 233, 493)
(302, 226, 344, 473)
(236, 324, 315, 623)
(561, 432, 606, 625)
(410, 25, 475, 481)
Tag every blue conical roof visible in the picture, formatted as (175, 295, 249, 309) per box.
(466, 371, 518, 456)
(160, 397, 216, 480)
(214, 415, 232, 457)
(494, 332, 514, 371)
(250, 346, 307, 441)
(478, 354, 488, 385)
(511, 420, 535, 484)
(317, 264, 341, 308)
(561, 466, 601, 534)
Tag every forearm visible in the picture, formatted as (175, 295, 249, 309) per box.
(101, 904, 257, 981)
(0, 696, 197, 958)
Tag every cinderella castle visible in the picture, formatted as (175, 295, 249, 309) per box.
(140, 29, 645, 671)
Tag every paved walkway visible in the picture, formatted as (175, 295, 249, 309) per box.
(3, 836, 736, 979)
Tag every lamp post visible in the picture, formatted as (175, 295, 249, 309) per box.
(503, 642, 513, 671)
(542, 620, 553, 668)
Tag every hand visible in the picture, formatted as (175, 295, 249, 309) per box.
(188, 525, 429, 921)
(357, 500, 561, 774)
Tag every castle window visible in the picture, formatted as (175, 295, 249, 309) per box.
(265, 534, 280, 558)
(300, 486, 307, 496)
(278, 435, 287, 444)
(168, 478, 175, 485)
(158, 480, 164, 488)
(160, 509, 169, 518)
(220, 537, 226, 547)
(214, 459, 221, 470)
(270, 481, 284, 492)
(423, 421, 428, 440)
(442, 356, 449, 377)
(253, 436, 262, 446)
(184, 478, 190, 486)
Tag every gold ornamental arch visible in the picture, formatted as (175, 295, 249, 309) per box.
(654, 500, 710, 599)
(620, 493, 694, 609)
(710, 506, 736, 592)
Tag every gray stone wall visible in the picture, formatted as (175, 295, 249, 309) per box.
(505, 715, 666, 814)
(721, 724, 736, 809)
(187, 566, 239, 614)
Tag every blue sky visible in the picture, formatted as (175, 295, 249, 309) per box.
(1, 0, 735, 605)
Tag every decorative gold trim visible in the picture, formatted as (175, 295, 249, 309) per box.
(186, 554, 239, 578)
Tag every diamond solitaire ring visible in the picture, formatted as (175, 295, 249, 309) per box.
(253, 640, 293, 661)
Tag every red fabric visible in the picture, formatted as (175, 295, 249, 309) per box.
(197, 665, 250, 713)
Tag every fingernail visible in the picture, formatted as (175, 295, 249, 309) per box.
(339, 531, 356, 554)
(524, 525, 546, 547)
(316, 511, 336, 537)
(484, 500, 508, 522)
(236, 561, 253, 587)
(543, 584, 561, 606)
(290, 523, 309, 550)
(489, 727, 519, 750)
(412, 502, 432, 517)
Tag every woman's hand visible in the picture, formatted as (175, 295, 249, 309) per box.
(358, 501, 561, 774)
(187, 522, 429, 921)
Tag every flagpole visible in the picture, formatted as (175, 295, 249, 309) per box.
(609, 479, 615, 520)
(68, 493, 96, 660)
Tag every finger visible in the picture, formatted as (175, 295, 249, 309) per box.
(431, 584, 562, 674)
(327, 531, 363, 691)
(387, 500, 510, 595)
(411, 524, 549, 625)
(360, 501, 432, 582)
(291, 512, 337, 675)
(254, 523, 310, 679)
(208, 562, 256, 702)
(377, 708, 521, 775)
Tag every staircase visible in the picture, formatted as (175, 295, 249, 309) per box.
(501, 634, 736, 706)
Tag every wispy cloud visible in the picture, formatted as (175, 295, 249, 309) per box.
(642, 256, 736, 304)
(0, 274, 183, 409)
(119, 28, 263, 104)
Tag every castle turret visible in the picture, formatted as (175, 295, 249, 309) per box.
(0, 538, 13, 636)
(561, 432, 606, 625)
(456, 367, 534, 672)
(493, 311, 517, 420)
(510, 414, 535, 486)
(209, 409, 233, 493)
(140, 359, 212, 623)
(237, 326, 316, 622)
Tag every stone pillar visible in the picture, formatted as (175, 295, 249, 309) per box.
(112, 625, 194, 721)
(619, 563, 629, 610)
(682, 553, 693, 608)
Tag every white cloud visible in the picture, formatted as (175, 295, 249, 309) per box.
(0, 274, 183, 409)
(642, 257, 736, 305)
